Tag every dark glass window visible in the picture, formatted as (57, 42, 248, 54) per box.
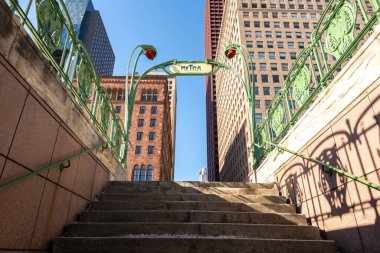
(148, 146, 154, 155)
(135, 146, 142, 154)
(115, 106, 121, 114)
(244, 21, 250, 27)
(137, 132, 143, 140)
(150, 119, 156, 127)
(151, 106, 157, 114)
(262, 75, 269, 83)
(149, 132, 155, 140)
(132, 165, 139, 181)
(147, 165, 153, 181)
(263, 87, 271, 95)
(138, 119, 144, 127)
(140, 165, 146, 181)
(139, 106, 146, 114)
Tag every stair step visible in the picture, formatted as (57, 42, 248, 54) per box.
(53, 237, 337, 253)
(66, 222, 321, 240)
(99, 193, 287, 203)
(79, 210, 307, 225)
(108, 181, 275, 189)
(107, 185, 278, 195)
(90, 201, 296, 213)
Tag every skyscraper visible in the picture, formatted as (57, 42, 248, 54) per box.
(204, 0, 224, 181)
(65, 0, 115, 76)
(215, 0, 331, 181)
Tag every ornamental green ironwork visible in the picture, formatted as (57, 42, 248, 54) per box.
(100, 97, 111, 132)
(325, 1, 357, 59)
(292, 65, 311, 107)
(112, 118, 123, 156)
(76, 62, 93, 103)
(271, 105, 285, 136)
(35, 0, 62, 53)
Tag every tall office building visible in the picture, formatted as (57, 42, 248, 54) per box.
(204, 0, 224, 181)
(98, 74, 176, 181)
(65, 0, 115, 76)
(215, 0, 330, 181)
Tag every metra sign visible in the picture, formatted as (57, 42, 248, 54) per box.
(169, 63, 213, 75)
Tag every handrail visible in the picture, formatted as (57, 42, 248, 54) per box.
(7, 0, 127, 167)
(0, 142, 108, 191)
(251, 141, 380, 191)
(253, 0, 380, 166)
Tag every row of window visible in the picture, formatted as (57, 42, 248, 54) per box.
(141, 89, 158, 102)
(249, 51, 298, 60)
(252, 62, 290, 71)
(140, 106, 157, 114)
(243, 11, 317, 19)
(255, 87, 281, 96)
(244, 21, 317, 29)
(247, 41, 306, 49)
(242, 2, 324, 10)
(135, 146, 154, 155)
(246, 31, 311, 39)
(138, 118, 156, 127)
(132, 165, 153, 181)
(137, 132, 155, 141)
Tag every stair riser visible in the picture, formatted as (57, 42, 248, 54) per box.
(67, 223, 321, 240)
(108, 181, 275, 189)
(53, 238, 337, 253)
(80, 211, 307, 225)
(106, 187, 278, 195)
(90, 201, 295, 213)
(99, 193, 287, 204)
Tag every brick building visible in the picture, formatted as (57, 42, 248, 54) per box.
(98, 74, 175, 181)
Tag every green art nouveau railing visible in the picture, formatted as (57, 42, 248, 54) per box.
(254, 0, 380, 166)
(7, 0, 126, 166)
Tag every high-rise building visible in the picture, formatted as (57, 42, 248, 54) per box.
(65, 0, 115, 76)
(215, 0, 330, 181)
(204, 0, 224, 181)
(98, 74, 176, 181)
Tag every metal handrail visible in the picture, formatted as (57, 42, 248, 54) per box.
(253, 0, 380, 166)
(0, 142, 108, 191)
(7, 0, 127, 167)
(252, 141, 380, 191)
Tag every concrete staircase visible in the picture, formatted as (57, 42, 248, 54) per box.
(53, 181, 336, 253)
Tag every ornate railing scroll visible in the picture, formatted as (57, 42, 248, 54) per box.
(254, 0, 380, 165)
(7, 0, 127, 167)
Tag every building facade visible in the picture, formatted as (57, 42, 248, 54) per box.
(215, 0, 330, 181)
(65, 0, 115, 76)
(204, 0, 224, 181)
(98, 75, 176, 181)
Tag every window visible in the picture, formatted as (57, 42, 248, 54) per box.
(275, 32, 282, 38)
(281, 63, 289, 71)
(311, 13, 317, 19)
(278, 42, 284, 48)
(255, 113, 263, 123)
(264, 22, 270, 28)
(290, 53, 297, 59)
(138, 119, 144, 127)
(269, 52, 275, 59)
(140, 165, 146, 181)
(246, 41, 253, 48)
(275, 87, 281, 93)
(298, 42, 304, 49)
(303, 22, 310, 29)
(255, 31, 262, 38)
(151, 106, 157, 114)
(152, 91, 158, 101)
(299, 4, 304, 9)
(291, 13, 297, 18)
(132, 165, 139, 181)
(284, 22, 290, 28)
(263, 12, 269, 18)
(280, 52, 286, 59)
(296, 32, 302, 38)
(254, 21, 260, 28)
(272, 12, 278, 18)
(274, 22, 280, 28)
(255, 100, 261, 108)
(148, 146, 154, 155)
(264, 87, 271, 95)
(255, 86, 259, 95)
(271, 63, 277, 71)
(286, 32, 292, 38)
(253, 12, 259, 18)
(301, 13, 307, 19)
(135, 146, 142, 154)
(257, 41, 263, 48)
(242, 2, 248, 8)
(268, 41, 274, 48)
(244, 21, 250, 27)
(150, 119, 156, 127)
(260, 63, 266, 70)
(245, 31, 252, 37)
(290, 4, 295, 9)
(141, 90, 147, 101)
(294, 22, 300, 28)
(280, 4, 286, 9)
(115, 106, 121, 114)
(137, 132, 143, 140)
(281, 12, 288, 18)
(265, 31, 272, 38)
(147, 165, 153, 181)
(243, 12, 249, 17)
(265, 100, 271, 109)
(262, 75, 269, 83)
(139, 106, 146, 114)
(149, 132, 155, 140)
(252, 3, 258, 8)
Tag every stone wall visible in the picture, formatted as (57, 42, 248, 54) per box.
(254, 23, 380, 253)
(0, 1, 126, 251)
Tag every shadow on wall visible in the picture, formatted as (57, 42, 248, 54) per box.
(220, 121, 250, 182)
(275, 92, 380, 253)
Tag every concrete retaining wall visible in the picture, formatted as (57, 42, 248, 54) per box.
(0, 1, 126, 251)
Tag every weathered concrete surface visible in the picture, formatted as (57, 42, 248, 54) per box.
(254, 23, 380, 253)
(0, 1, 126, 251)
(53, 181, 336, 253)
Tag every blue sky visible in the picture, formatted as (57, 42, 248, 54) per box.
(92, 0, 207, 181)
